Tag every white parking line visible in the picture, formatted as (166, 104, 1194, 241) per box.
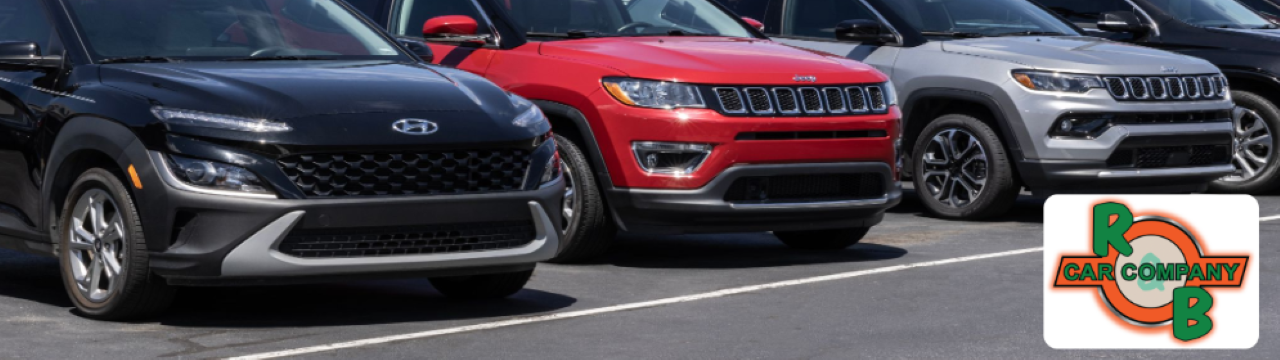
(1262, 214, 1280, 222)
(226, 247, 1044, 360)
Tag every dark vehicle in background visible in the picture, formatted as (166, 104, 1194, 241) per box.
(1237, 0, 1280, 23)
(1039, 0, 1280, 194)
(0, 0, 562, 321)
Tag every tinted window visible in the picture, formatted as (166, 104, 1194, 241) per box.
(0, 0, 55, 52)
(342, 0, 389, 24)
(782, 0, 876, 39)
(1240, 0, 1280, 16)
(503, 0, 754, 37)
(879, 0, 1080, 36)
(1035, 0, 1130, 24)
(1147, 0, 1275, 28)
(394, 0, 491, 37)
(719, 0, 770, 19)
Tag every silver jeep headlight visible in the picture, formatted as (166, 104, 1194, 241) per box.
(152, 106, 291, 132)
(603, 78, 705, 109)
(1011, 71, 1104, 93)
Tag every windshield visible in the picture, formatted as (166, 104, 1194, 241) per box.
(62, 0, 406, 62)
(501, 0, 755, 38)
(1145, 0, 1275, 28)
(880, 0, 1080, 37)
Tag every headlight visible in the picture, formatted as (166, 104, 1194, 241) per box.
(882, 81, 898, 106)
(1011, 71, 1103, 93)
(152, 106, 291, 132)
(509, 93, 549, 127)
(167, 155, 273, 195)
(602, 78, 705, 109)
(539, 151, 562, 186)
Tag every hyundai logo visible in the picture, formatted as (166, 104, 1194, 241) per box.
(793, 75, 817, 83)
(392, 119, 438, 135)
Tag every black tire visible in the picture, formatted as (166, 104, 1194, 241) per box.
(911, 114, 1020, 219)
(547, 134, 617, 263)
(774, 227, 870, 250)
(1210, 90, 1280, 194)
(429, 269, 534, 299)
(58, 168, 175, 321)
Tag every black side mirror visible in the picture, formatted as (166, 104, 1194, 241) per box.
(1097, 11, 1148, 34)
(0, 41, 60, 68)
(835, 19, 897, 44)
(398, 39, 434, 63)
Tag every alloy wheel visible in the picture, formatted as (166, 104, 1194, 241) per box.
(67, 189, 127, 303)
(921, 128, 989, 208)
(560, 161, 578, 231)
(1223, 107, 1273, 182)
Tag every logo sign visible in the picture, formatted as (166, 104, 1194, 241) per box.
(1161, 66, 1179, 73)
(793, 75, 817, 83)
(392, 119, 438, 135)
(1043, 196, 1258, 349)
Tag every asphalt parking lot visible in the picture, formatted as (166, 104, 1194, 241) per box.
(0, 191, 1275, 359)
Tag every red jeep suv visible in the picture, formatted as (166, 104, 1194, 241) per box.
(346, 0, 902, 262)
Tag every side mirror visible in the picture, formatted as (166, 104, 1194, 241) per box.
(742, 17, 765, 32)
(1097, 11, 1148, 34)
(424, 15, 479, 37)
(835, 19, 896, 44)
(0, 41, 60, 68)
(398, 39, 434, 63)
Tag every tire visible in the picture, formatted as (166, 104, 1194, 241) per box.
(546, 134, 617, 263)
(58, 168, 175, 321)
(429, 269, 534, 299)
(1210, 90, 1280, 194)
(774, 227, 870, 250)
(911, 114, 1020, 219)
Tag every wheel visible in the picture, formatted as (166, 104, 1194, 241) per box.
(547, 134, 617, 263)
(911, 114, 1020, 219)
(774, 227, 870, 250)
(1210, 91, 1280, 194)
(429, 269, 534, 299)
(58, 168, 175, 321)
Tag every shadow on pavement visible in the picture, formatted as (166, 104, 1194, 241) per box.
(0, 250, 575, 328)
(891, 189, 1045, 224)
(603, 232, 907, 270)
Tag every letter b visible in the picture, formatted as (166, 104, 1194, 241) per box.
(1173, 287, 1213, 341)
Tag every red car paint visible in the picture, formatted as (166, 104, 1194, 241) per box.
(423, 37, 899, 190)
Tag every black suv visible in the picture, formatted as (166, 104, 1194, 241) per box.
(0, 0, 563, 320)
(1039, 0, 1280, 193)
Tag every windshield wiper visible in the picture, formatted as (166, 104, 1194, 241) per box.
(994, 31, 1067, 37)
(98, 56, 180, 64)
(920, 31, 985, 38)
(221, 55, 337, 62)
(526, 30, 602, 39)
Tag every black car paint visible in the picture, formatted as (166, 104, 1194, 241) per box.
(0, 0, 553, 260)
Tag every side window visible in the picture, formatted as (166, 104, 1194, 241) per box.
(343, 0, 389, 24)
(719, 0, 771, 20)
(0, 0, 57, 53)
(781, 0, 876, 39)
(395, 0, 492, 37)
(1036, 0, 1131, 27)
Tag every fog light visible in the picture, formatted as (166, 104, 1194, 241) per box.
(167, 155, 272, 194)
(632, 142, 712, 174)
(1051, 116, 1112, 138)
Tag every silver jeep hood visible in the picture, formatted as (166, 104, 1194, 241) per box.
(940, 36, 1219, 75)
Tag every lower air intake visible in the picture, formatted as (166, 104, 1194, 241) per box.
(278, 221, 537, 258)
(723, 174, 884, 203)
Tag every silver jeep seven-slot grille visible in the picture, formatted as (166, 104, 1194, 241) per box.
(1103, 75, 1228, 101)
(713, 85, 890, 116)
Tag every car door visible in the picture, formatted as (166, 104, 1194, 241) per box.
(765, 0, 900, 76)
(0, 0, 64, 240)
(385, 0, 500, 74)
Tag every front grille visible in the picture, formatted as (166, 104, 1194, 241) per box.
(279, 150, 531, 198)
(278, 221, 536, 258)
(735, 130, 888, 141)
(723, 174, 885, 203)
(711, 84, 889, 116)
(1103, 74, 1226, 102)
(1106, 145, 1230, 169)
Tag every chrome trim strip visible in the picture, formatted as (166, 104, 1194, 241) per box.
(729, 197, 889, 210)
(772, 88, 801, 114)
(148, 151, 278, 200)
(1125, 77, 1150, 100)
(866, 86, 887, 111)
(1097, 164, 1234, 178)
(1104, 77, 1129, 99)
(1183, 77, 1201, 99)
(1166, 77, 1185, 99)
(1200, 76, 1217, 98)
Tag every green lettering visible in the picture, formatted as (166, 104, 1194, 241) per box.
(1122, 263, 1137, 281)
(1098, 263, 1114, 281)
(1139, 263, 1156, 281)
(1093, 203, 1134, 257)
(1189, 264, 1205, 281)
(1173, 287, 1214, 341)
(1176, 264, 1190, 281)
(1158, 263, 1177, 281)
(1205, 263, 1221, 281)
(1064, 263, 1080, 281)
(1224, 263, 1241, 281)
(1081, 263, 1097, 281)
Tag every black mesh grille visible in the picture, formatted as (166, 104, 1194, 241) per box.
(824, 88, 846, 112)
(800, 88, 823, 112)
(279, 150, 530, 197)
(1216, 77, 1229, 95)
(1106, 78, 1128, 98)
(775, 89, 799, 113)
(867, 87, 886, 109)
(1106, 145, 1230, 168)
(716, 88, 744, 112)
(1147, 78, 1166, 98)
(847, 87, 867, 110)
(1166, 77, 1184, 98)
(723, 174, 884, 203)
(1200, 77, 1215, 96)
(746, 88, 771, 112)
(1127, 78, 1148, 98)
(278, 221, 536, 258)
(1184, 77, 1201, 98)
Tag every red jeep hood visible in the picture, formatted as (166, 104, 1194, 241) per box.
(538, 37, 886, 85)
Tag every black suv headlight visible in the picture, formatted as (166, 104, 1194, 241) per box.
(539, 151, 562, 187)
(166, 155, 274, 196)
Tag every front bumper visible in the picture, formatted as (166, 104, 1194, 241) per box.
(141, 152, 563, 284)
(607, 163, 902, 235)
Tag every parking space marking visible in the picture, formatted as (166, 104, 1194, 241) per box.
(1262, 214, 1280, 222)
(226, 247, 1044, 360)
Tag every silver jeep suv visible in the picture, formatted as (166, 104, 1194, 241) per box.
(725, 0, 1235, 219)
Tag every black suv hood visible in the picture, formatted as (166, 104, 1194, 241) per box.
(99, 61, 544, 147)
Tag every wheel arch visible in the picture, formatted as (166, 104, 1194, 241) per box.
(42, 116, 144, 239)
(1221, 68, 1280, 102)
(901, 88, 1026, 181)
